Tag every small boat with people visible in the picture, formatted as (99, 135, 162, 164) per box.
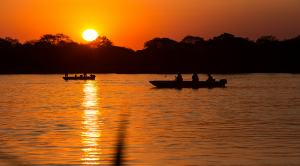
(149, 74, 227, 88)
(63, 73, 96, 80)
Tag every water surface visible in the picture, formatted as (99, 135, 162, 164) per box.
(0, 74, 300, 165)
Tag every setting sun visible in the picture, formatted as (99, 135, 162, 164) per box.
(83, 29, 98, 41)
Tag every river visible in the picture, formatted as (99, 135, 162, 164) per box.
(0, 73, 300, 166)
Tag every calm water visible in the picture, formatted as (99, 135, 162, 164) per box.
(0, 74, 300, 166)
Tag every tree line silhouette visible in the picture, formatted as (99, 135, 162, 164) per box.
(1, 33, 299, 74)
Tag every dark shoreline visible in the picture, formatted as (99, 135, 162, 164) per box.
(2, 33, 300, 75)
(1, 72, 299, 75)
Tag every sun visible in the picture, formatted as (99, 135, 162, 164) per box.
(82, 29, 98, 41)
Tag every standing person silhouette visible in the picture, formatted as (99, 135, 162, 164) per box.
(206, 74, 214, 82)
(192, 73, 199, 81)
(175, 74, 183, 81)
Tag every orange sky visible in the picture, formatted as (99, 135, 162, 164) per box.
(1, 0, 300, 50)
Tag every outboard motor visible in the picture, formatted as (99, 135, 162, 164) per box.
(220, 79, 227, 87)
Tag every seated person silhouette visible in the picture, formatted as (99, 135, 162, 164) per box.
(206, 74, 215, 82)
(175, 74, 183, 81)
(192, 73, 199, 81)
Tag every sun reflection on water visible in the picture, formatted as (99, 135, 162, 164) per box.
(82, 81, 102, 165)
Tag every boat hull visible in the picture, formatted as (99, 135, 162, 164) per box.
(63, 75, 95, 80)
(149, 80, 227, 88)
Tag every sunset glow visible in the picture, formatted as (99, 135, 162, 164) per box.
(0, 0, 300, 50)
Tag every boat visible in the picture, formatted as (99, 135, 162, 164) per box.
(149, 79, 227, 88)
(63, 74, 96, 80)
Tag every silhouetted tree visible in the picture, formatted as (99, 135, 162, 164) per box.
(88, 36, 113, 48)
(24, 39, 38, 46)
(256, 35, 278, 44)
(39, 33, 73, 46)
(5, 37, 20, 46)
(213, 33, 235, 40)
(144, 37, 178, 49)
(293, 35, 300, 40)
(180, 35, 204, 44)
(0, 38, 11, 49)
(0, 37, 20, 49)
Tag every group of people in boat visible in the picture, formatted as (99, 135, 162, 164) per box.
(175, 73, 214, 82)
(64, 72, 94, 78)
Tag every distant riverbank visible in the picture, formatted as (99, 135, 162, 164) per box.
(1, 33, 300, 74)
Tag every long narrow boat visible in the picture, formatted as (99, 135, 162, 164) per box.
(149, 79, 227, 88)
(63, 75, 96, 80)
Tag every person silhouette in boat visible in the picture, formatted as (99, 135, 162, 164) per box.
(192, 73, 199, 82)
(206, 74, 215, 82)
(175, 74, 183, 81)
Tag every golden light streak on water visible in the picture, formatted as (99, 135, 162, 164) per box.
(82, 81, 102, 165)
(0, 74, 300, 165)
